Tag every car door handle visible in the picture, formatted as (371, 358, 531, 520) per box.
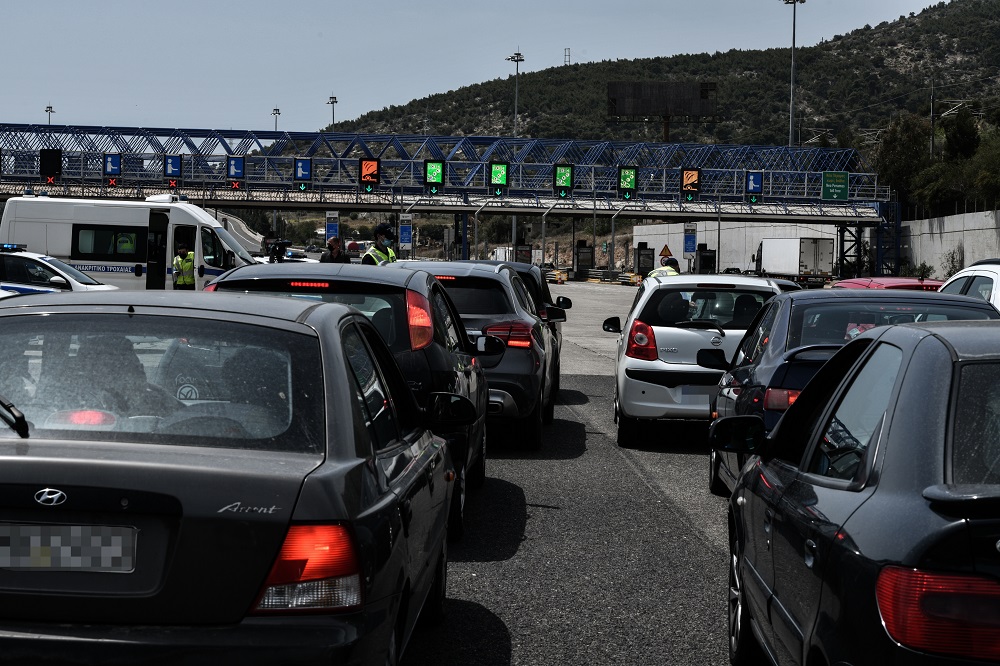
(804, 539, 817, 569)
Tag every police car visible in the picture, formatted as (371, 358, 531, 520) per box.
(0, 244, 118, 294)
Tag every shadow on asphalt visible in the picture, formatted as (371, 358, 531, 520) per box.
(617, 419, 710, 455)
(452, 477, 527, 563)
(486, 417, 587, 461)
(555, 388, 589, 405)
(404, 599, 512, 666)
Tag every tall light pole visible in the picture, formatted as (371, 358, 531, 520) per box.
(784, 0, 805, 147)
(327, 95, 337, 127)
(45, 104, 55, 125)
(272, 106, 281, 131)
(506, 50, 525, 251)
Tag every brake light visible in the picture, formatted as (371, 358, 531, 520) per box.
(289, 280, 330, 289)
(763, 388, 800, 411)
(876, 566, 1000, 661)
(46, 410, 117, 427)
(435, 275, 456, 281)
(202, 283, 217, 292)
(484, 321, 534, 348)
(625, 318, 658, 361)
(406, 290, 434, 350)
(254, 524, 361, 613)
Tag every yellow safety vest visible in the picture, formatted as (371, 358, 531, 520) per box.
(172, 252, 195, 285)
(363, 246, 397, 265)
(648, 266, 679, 278)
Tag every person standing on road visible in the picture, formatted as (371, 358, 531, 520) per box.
(648, 256, 680, 278)
(361, 223, 397, 265)
(172, 244, 196, 290)
(320, 235, 350, 264)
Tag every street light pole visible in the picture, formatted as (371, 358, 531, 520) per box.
(784, 0, 805, 147)
(327, 95, 337, 128)
(272, 106, 280, 131)
(506, 50, 525, 253)
(45, 104, 55, 125)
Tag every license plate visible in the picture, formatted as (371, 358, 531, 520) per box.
(0, 524, 137, 572)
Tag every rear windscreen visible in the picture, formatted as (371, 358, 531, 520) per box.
(0, 314, 325, 453)
(438, 277, 512, 315)
(952, 363, 1000, 485)
(789, 302, 998, 349)
(639, 288, 772, 329)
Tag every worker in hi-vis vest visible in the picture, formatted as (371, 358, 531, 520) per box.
(172, 244, 196, 289)
(361, 223, 398, 265)
(647, 256, 680, 278)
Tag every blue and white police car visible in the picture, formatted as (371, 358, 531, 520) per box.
(0, 244, 118, 294)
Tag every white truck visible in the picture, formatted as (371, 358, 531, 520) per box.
(754, 237, 835, 288)
(0, 194, 257, 290)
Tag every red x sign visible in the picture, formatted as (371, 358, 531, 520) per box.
(167, 179, 178, 188)
(230, 180, 241, 190)
(45, 176, 55, 184)
(107, 178, 117, 187)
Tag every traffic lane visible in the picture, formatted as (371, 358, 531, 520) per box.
(403, 373, 729, 666)
(550, 281, 628, 378)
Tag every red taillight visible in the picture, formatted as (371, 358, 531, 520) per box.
(202, 283, 218, 292)
(763, 388, 800, 411)
(46, 410, 117, 427)
(406, 290, 434, 351)
(289, 280, 330, 289)
(876, 566, 1000, 661)
(254, 524, 362, 613)
(625, 319, 658, 361)
(435, 275, 456, 281)
(484, 321, 534, 348)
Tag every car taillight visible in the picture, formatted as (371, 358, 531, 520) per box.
(625, 319, 657, 361)
(876, 566, 1000, 661)
(406, 290, 434, 351)
(202, 283, 217, 292)
(763, 388, 800, 411)
(253, 524, 362, 613)
(484, 321, 534, 349)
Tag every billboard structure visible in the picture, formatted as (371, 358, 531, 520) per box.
(607, 81, 719, 141)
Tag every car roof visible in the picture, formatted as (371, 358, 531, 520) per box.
(215, 261, 424, 289)
(773, 287, 995, 307)
(833, 277, 944, 289)
(464, 259, 540, 274)
(645, 274, 781, 289)
(885, 319, 1000, 360)
(398, 260, 510, 279)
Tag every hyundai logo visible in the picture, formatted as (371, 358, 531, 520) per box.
(34, 488, 67, 506)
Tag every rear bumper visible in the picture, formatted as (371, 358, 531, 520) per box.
(620, 366, 723, 420)
(483, 356, 542, 419)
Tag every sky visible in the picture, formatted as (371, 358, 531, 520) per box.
(2, 0, 946, 133)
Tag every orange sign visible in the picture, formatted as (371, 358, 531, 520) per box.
(682, 168, 701, 192)
(359, 158, 380, 184)
(659, 244, 673, 257)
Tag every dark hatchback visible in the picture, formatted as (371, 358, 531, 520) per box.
(0, 291, 474, 664)
(711, 320, 1000, 666)
(206, 262, 502, 538)
(399, 261, 564, 450)
(700, 289, 999, 496)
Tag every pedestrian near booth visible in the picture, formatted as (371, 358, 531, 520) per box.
(361, 223, 398, 265)
(172, 244, 196, 289)
(320, 236, 350, 264)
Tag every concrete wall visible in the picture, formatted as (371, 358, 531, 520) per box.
(902, 210, 1000, 276)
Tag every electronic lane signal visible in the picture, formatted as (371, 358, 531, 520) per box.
(553, 164, 574, 198)
(359, 158, 380, 193)
(105, 177, 119, 188)
(294, 158, 312, 192)
(489, 162, 508, 197)
(746, 170, 764, 205)
(164, 155, 183, 187)
(424, 160, 444, 195)
(681, 168, 701, 202)
(617, 166, 637, 200)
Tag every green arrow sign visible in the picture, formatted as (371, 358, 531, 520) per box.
(495, 188, 503, 196)
(298, 183, 307, 191)
(749, 195, 759, 204)
(685, 193, 695, 202)
(365, 185, 373, 193)
(430, 186, 438, 195)
(822, 171, 849, 201)
(624, 192, 631, 200)
(559, 189, 568, 198)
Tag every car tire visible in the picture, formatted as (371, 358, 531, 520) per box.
(523, 394, 544, 451)
(709, 449, 729, 497)
(729, 523, 765, 665)
(468, 431, 487, 490)
(616, 410, 640, 448)
(448, 454, 466, 541)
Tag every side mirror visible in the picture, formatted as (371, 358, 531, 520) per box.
(697, 348, 730, 371)
(48, 275, 70, 290)
(198, 265, 206, 278)
(602, 316, 622, 334)
(476, 334, 506, 356)
(224, 249, 236, 269)
(546, 306, 567, 323)
(708, 415, 766, 455)
(556, 296, 573, 310)
(424, 392, 478, 428)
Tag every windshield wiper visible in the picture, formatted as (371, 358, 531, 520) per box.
(675, 319, 726, 337)
(0, 394, 29, 438)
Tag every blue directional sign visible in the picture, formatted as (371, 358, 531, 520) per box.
(227, 156, 245, 179)
(684, 233, 697, 254)
(326, 221, 339, 240)
(103, 154, 121, 176)
(746, 171, 763, 194)
(164, 155, 182, 179)
(294, 158, 312, 181)
(399, 224, 412, 246)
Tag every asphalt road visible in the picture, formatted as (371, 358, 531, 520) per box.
(403, 280, 736, 666)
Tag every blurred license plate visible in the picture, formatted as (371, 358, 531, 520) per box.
(0, 524, 137, 572)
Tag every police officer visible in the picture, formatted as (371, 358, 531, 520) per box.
(648, 256, 680, 278)
(172, 243, 196, 290)
(361, 223, 397, 265)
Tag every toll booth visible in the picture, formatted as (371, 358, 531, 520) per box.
(694, 244, 717, 274)
(574, 241, 594, 280)
(515, 244, 532, 264)
(634, 242, 655, 278)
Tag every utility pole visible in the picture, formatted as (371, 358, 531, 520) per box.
(784, 0, 806, 147)
(506, 50, 525, 251)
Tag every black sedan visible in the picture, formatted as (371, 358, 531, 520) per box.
(206, 262, 502, 539)
(0, 291, 473, 664)
(710, 320, 1000, 666)
(699, 289, 999, 496)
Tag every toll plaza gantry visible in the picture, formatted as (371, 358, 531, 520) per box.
(0, 123, 898, 273)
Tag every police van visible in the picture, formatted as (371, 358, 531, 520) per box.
(0, 194, 256, 290)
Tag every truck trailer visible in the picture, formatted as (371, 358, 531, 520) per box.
(754, 237, 835, 288)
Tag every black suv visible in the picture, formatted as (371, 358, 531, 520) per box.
(401, 261, 565, 450)
(206, 262, 503, 538)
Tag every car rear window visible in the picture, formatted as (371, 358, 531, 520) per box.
(639, 288, 773, 329)
(952, 362, 1000, 485)
(789, 301, 998, 349)
(438, 276, 512, 315)
(0, 314, 325, 454)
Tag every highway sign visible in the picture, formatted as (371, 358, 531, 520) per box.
(104, 154, 121, 176)
(489, 162, 508, 197)
(399, 214, 413, 250)
(659, 244, 673, 257)
(822, 171, 849, 201)
(683, 222, 697, 259)
(746, 171, 763, 194)
(424, 160, 444, 194)
(618, 166, 637, 200)
(294, 158, 312, 182)
(227, 156, 245, 180)
(325, 211, 339, 241)
(553, 164, 574, 198)
(359, 158, 380, 192)
(164, 155, 182, 182)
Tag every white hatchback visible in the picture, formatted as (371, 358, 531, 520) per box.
(938, 259, 1000, 308)
(602, 274, 783, 446)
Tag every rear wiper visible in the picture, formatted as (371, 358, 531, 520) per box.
(674, 319, 725, 337)
(0, 394, 29, 438)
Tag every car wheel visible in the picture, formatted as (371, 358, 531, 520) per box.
(616, 410, 640, 448)
(468, 431, 486, 490)
(448, 455, 466, 541)
(709, 449, 729, 497)
(523, 394, 544, 451)
(729, 523, 764, 664)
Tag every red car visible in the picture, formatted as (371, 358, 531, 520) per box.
(832, 276, 943, 291)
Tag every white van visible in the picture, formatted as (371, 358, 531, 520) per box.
(0, 194, 256, 290)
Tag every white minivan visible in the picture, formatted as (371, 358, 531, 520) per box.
(0, 194, 256, 290)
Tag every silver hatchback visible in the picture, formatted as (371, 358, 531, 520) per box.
(603, 274, 782, 446)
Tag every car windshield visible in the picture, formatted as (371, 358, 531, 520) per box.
(438, 276, 512, 315)
(638, 288, 773, 329)
(788, 301, 997, 349)
(42, 257, 104, 285)
(953, 362, 1000, 485)
(0, 314, 324, 453)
